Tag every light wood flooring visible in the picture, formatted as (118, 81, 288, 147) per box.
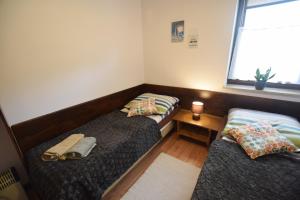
(102, 131, 209, 200)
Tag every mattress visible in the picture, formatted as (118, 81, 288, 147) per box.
(26, 110, 161, 200)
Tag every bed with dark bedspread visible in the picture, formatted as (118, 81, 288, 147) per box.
(192, 140, 300, 200)
(26, 110, 161, 200)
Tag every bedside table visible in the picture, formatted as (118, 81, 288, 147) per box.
(173, 109, 225, 146)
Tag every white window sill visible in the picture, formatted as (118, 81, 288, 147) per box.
(224, 84, 300, 97)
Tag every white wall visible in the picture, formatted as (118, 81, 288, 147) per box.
(0, 0, 144, 125)
(2, 0, 299, 125)
(142, 0, 300, 102)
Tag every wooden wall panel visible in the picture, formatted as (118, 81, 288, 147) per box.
(11, 85, 145, 155)
(144, 84, 300, 121)
(11, 83, 300, 156)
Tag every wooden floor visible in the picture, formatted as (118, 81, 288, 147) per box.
(102, 131, 209, 200)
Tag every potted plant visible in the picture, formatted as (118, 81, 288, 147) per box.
(254, 68, 275, 90)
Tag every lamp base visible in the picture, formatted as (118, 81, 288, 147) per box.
(192, 114, 200, 121)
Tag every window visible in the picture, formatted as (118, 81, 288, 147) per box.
(228, 0, 300, 90)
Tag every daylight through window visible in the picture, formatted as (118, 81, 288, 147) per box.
(228, 0, 300, 89)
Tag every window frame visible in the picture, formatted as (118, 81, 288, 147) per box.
(227, 0, 300, 90)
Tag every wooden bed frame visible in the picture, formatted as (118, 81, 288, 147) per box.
(23, 107, 178, 200)
(24, 111, 178, 200)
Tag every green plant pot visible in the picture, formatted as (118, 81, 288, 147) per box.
(255, 81, 266, 90)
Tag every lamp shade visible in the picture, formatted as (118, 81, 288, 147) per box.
(192, 101, 204, 114)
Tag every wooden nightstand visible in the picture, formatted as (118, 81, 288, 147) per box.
(173, 109, 225, 146)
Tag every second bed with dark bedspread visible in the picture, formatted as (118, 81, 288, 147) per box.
(26, 110, 161, 200)
(192, 140, 300, 200)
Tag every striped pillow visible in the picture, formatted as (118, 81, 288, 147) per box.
(125, 93, 179, 115)
(223, 109, 300, 148)
(274, 124, 300, 148)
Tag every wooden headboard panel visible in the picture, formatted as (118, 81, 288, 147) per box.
(11, 84, 145, 156)
(10, 83, 300, 157)
(144, 84, 300, 121)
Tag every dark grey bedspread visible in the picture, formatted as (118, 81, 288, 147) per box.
(192, 140, 300, 200)
(26, 110, 161, 200)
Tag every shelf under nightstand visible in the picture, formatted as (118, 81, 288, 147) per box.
(173, 109, 225, 146)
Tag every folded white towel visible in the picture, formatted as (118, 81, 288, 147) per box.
(62, 137, 97, 160)
(41, 134, 84, 161)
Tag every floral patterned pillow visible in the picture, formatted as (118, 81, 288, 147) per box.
(227, 122, 297, 159)
(127, 97, 158, 117)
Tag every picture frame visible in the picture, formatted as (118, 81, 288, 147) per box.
(171, 21, 184, 42)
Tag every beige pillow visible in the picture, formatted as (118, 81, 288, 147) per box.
(127, 97, 158, 117)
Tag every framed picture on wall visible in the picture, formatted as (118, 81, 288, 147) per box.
(171, 21, 184, 42)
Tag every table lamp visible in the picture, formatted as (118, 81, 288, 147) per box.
(192, 101, 204, 120)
